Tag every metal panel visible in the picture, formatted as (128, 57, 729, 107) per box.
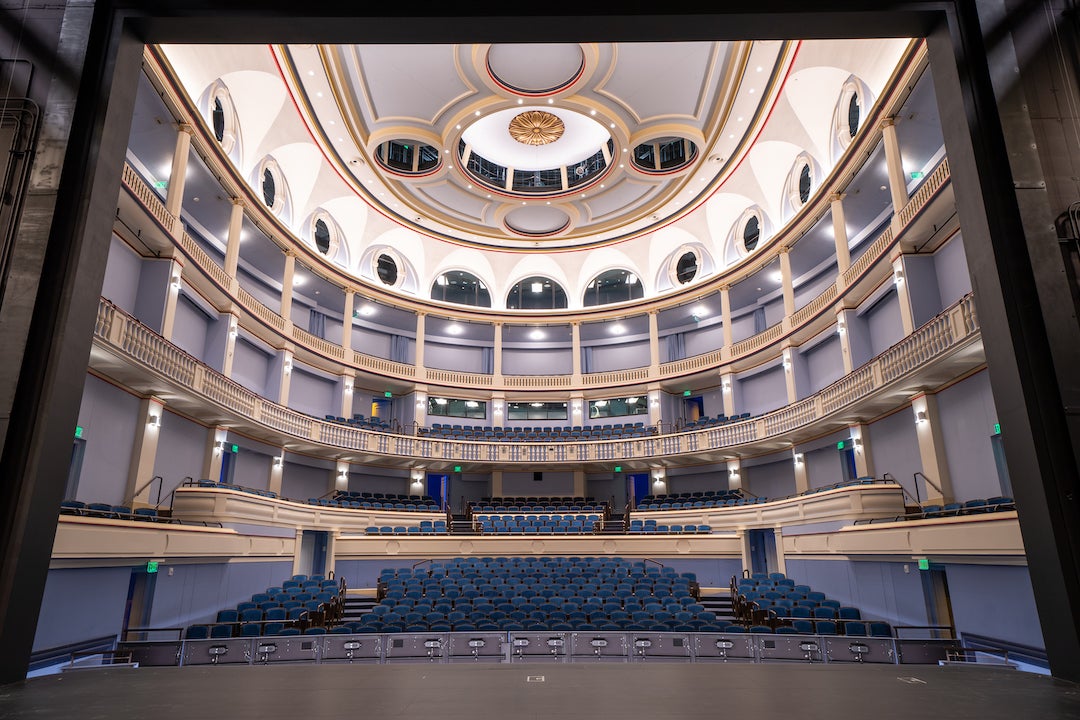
(447, 633, 507, 663)
(384, 633, 447, 662)
(181, 638, 254, 666)
(755, 634, 826, 663)
(116, 641, 181, 667)
(627, 633, 693, 662)
(692, 633, 758, 662)
(507, 632, 569, 662)
(320, 634, 383, 663)
(897, 639, 963, 664)
(250, 637, 320, 664)
(569, 632, 628, 661)
(824, 637, 897, 664)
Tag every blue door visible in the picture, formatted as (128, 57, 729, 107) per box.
(628, 473, 650, 507)
(427, 473, 448, 510)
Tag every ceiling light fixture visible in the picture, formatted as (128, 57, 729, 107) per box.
(531, 282, 543, 294)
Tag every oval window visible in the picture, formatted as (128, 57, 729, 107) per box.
(314, 219, 331, 255)
(798, 164, 811, 204)
(262, 168, 276, 208)
(675, 251, 698, 284)
(743, 216, 761, 252)
(376, 253, 399, 286)
(212, 98, 225, 143)
(847, 93, 860, 139)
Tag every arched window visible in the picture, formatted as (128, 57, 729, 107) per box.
(583, 269, 644, 307)
(376, 253, 399, 286)
(506, 277, 568, 310)
(743, 216, 761, 252)
(798, 164, 812, 204)
(262, 168, 276, 208)
(313, 219, 331, 255)
(847, 92, 860, 138)
(212, 98, 225, 143)
(431, 270, 492, 307)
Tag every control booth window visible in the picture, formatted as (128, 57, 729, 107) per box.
(428, 397, 487, 419)
(589, 396, 648, 419)
(507, 401, 568, 420)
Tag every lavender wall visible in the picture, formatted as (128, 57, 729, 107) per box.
(867, 407, 921, 499)
(782, 558, 931, 627)
(746, 458, 796, 498)
(75, 375, 139, 505)
(863, 288, 905, 355)
(231, 337, 271, 397)
(148, 560, 295, 628)
(152, 410, 206, 491)
(934, 233, 972, 308)
(502, 471, 574, 496)
(33, 567, 133, 652)
(101, 235, 141, 313)
(739, 364, 787, 416)
(171, 294, 210, 360)
(806, 445, 844, 488)
(425, 340, 485, 373)
(287, 366, 336, 417)
(282, 462, 329, 501)
(589, 339, 650, 372)
(936, 370, 1003, 501)
(503, 347, 572, 375)
(803, 334, 844, 393)
(945, 563, 1043, 649)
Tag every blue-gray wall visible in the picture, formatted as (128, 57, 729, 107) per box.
(148, 560, 295, 628)
(944, 563, 1043, 649)
(75, 376, 139, 505)
(33, 567, 132, 652)
(782, 558, 930, 627)
(937, 370, 1003, 501)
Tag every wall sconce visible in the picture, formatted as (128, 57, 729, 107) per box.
(272, 456, 283, 467)
(836, 318, 846, 335)
(228, 319, 238, 339)
(793, 453, 804, 465)
(338, 469, 348, 479)
(170, 269, 182, 290)
(416, 398, 425, 408)
(283, 358, 292, 375)
(915, 410, 927, 425)
(893, 268, 905, 285)
(722, 379, 731, 391)
(729, 468, 740, 479)
(214, 440, 224, 454)
(783, 359, 792, 371)
(147, 413, 162, 428)
(343, 379, 354, 394)
(852, 437, 863, 451)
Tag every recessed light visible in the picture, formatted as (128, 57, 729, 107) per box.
(749, 88, 755, 94)
(467, 184, 472, 189)
(518, 99, 523, 104)
(619, 164, 624, 168)
(545, 201, 551, 205)
(770, 271, 783, 283)
(307, 70, 314, 76)
(623, 148, 628, 152)
(729, 134, 735, 139)
(445, 149, 450, 153)
(529, 330, 545, 340)
(316, 92, 323, 98)
(486, 194, 491, 198)
(737, 116, 743, 122)
(610, 324, 625, 335)
(547, 98, 553, 104)
(475, 110, 481, 116)
(456, 124, 461, 129)
(329, 120, 335, 125)
(360, 305, 375, 316)
(756, 66, 763, 72)
(590, 109, 596, 115)
(600, 184, 604, 188)
(610, 123, 615, 128)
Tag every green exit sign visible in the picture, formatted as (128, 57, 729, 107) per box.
(994, 422, 1001, 435)
(453, 465, 461, 473)
(683, 390, 692, 397)
(153, 180, 168, 189)
(384, 391, 393, 398)
(910, 171, 924, 180)
(74, 425, 84, 439)
(230, 444, 239, 453)
(837, 440, 845, 450)
(614, 466, 622, 473)
(917, 558, 930, 571)
(146, 561, 159, 574)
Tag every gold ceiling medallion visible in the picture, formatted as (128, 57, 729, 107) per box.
(508, 110, 565, 146)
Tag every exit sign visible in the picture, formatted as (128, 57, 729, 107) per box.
(146, 561, 159, 574)
(384, 391, 393, 398)
(683, 390, 691, 397)
(910, 171, 924, 180)
(453, 465, 461, 473)
(153, 180, 168, 189)
(614, 466, 622, 473)
(837, 440, 845, 450)
(994, 422, 1001, 435)
(74, 425, 84, 439)
(917, 558, 930, 571)
(230, 444, 239, 453)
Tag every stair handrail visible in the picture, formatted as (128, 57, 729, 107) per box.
(130, 475, 164, 507)
(914, 471, 944, 500)
(883, 472, 921, 505)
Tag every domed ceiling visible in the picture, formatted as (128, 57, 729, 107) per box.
(157, 38, 912, 308)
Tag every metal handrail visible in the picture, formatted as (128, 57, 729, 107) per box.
(914, 471, 944, 499)
(130, 475, 164, 506)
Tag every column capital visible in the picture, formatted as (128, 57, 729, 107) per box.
(177, 122, 195, 135)
(229, 195, 244, 206)
(283, 249, 297, 258)
(829, 192, 846, 203)
(344, 286, 358, 295)
(880, 116, 897, 129)
(719, 283, 731, 293)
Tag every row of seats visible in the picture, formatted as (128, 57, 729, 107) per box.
(323, 413, 393, 432)
(681, 413, 752, 430)
(420, 422, 657, 441)
(635, 496, 768, 511)
(363, 522, 448, 535)
(638, 489, 743, 503)
(920, 497, 1015, 516)
(310, 493, 440, 512)
(733, 573, 892, 637)
(628, 520, 712, 534)
(192, 479, 278, 498)
(365, 556, 710, 633)
(60, 500, 165, 521)
(470, 497, 606, 513)
(186, 574, 341, 639)
(475, 516, 601, 534)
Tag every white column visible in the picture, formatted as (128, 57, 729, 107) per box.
(160, 256, 184, 341)
(571, 322, 582, 379)
(792, 449, 809, 494)
(342, 289, 355, 352)
(831, 193, 851, 274)
(164, 124, 193, 218)
(779, 248, 795, 318)
(739, 531, 753, 575)
(836, 308, 854, 374)
(281, 252, 296, 322)
(410, 468, 426, 497)
(720, 285, 733, 349)
(277, 350, 294, 406)
(881, 118, 909, 214)
(648, 311, 660, 373)
(414, 312, 426, 370)
(650, 466, 668, 496)
(268, 452, 285, 496)
(893, 256, 915, 335)
(339, 374, 354, 419)
(332, 460, 350, 494)
(223, 199, 243, 283)
(848, 424, 874, 478)
(648, 385, 662, 427)
(912, 393, 953, 505)
(201, 427, 229, 482)
(414, 387, 428, 428)
(727, 458, 742, 492)
(570, 393, 584, 426)
(781, 347, 797, 404)
(493, 322, 503, 380)
(127, 397, 166, 506)
(720, 373, 736, 418)
(222, 314, 239, 378)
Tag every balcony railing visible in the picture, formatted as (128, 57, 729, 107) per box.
(91, 294, 980, 467)
(119, 155, 952, 392)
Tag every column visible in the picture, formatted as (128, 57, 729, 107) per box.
(779, 247, 795, 319)
(836, 308, 854, 374)
(268, 451, 285, 496)
(881, 117, 909, 215)
(201, 427, 230, 482)
(222, 314, 239, 378)
(332, 460, 350, 494)
(341, 289, 355, 353)
(848, 424, 875, 479)
(720, 285, 733, 348)
(490, 470, 503, 497)
(338, 373, 354, 419)
(493, 322, 503, 380)
(781, 347, 797, 404)
(830, 193, 851, 274)
(268, 349, 294, 406)
(491, 392, 504, 428)
(572, 470, 586, 498)
(414, 312, 426, 370)
(223, 199, 243, 282)
(127, 397, 166, 506)
(648, 311, 660, 373)
(414, 387, 428, 428)
(911, 393, 953, 505)
(160, 256, 184, 341)
(163, 123, 192, 218)
(570, 393, 584, 426)
(720, 373, 736, 418)
(648, 385, 662, 427)
(281, 251, 296, 323)
(739, 531, 753, 575)
(727, 458, 742, 492)
(792, 449, 809, 494)
(571, 322, 582, 379)
(892, 256, 915, 335)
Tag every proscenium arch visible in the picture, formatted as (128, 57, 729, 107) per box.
(4, 0, 1079, 687)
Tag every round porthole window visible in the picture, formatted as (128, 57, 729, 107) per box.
(314, 219, 331, 255)
(743, 215, 761, 252)
(261, 168, 276, 209)
(675, 251, 698, 284)
(376, 253, 399, 286)
(847, 92, 860, 139)
(212, 98, 225, 143)
(798, 164, 812, 204)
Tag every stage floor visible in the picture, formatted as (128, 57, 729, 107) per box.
(1, 663, 1079, 719)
